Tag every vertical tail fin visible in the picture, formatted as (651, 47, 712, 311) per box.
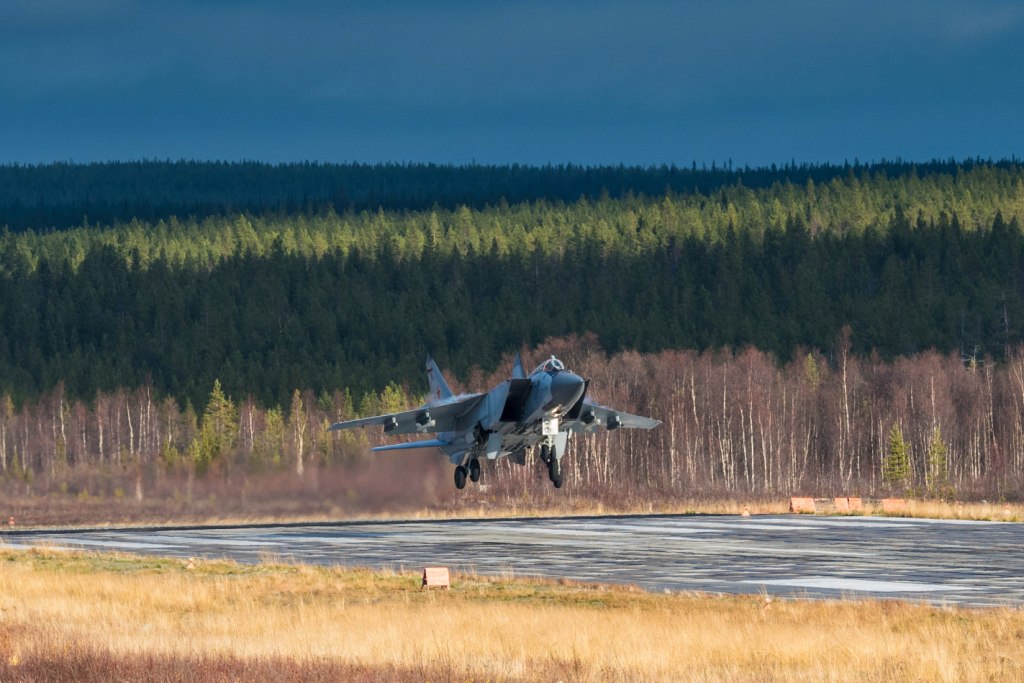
(511, 352, 526, 379)
(426, 356, 454, 401)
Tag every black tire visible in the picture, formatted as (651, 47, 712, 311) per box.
(454, 465, 468, 489)
(552, 473, 564, 488)
(539, 444, 550, 464)
(548, 447, 561, 484)
(469, 458, 481, 483)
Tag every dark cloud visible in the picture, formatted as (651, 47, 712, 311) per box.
(2, 0, 1022, 164)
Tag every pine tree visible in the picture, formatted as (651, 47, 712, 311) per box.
(254, 407, 285, 467)
(926, 426, 950, 499)
(883, 423, 910, 490)
(803, 353, 820, 388)
(192, 379, 239, 475)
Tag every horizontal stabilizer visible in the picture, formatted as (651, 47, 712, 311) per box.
(371, 439, 448, 452)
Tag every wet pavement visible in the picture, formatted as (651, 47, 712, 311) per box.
(3, 514, 1022, 606)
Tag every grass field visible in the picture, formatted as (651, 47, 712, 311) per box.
(428, 497, 1024, 523)
(5, 496, 1023, 531)
(0, 548, 1021, 682)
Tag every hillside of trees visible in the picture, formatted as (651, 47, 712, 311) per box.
(2, 165, 1024, 407)
(3, 158, 1016, 231)
(2, 159, 1024, 511)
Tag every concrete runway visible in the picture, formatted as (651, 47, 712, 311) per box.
(2, 514, 1022, 606)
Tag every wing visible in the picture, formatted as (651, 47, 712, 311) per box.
(328, 393, 484, 436)
(569, 402, 661, 434)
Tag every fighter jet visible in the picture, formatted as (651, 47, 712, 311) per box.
(328, 354, 660, 489)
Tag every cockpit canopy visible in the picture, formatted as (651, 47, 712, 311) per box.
(534, 356, 566, 375)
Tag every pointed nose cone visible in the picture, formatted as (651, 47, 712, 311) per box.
(547, 371, 586, 411)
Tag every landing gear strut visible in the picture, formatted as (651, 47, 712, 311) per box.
(546, 445, 564, 488)
(454, 465, 468, 489)
(469, 458, 481, 483)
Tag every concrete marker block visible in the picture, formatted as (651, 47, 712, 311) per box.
(422, 566, 451, 589)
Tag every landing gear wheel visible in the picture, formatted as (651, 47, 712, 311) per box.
(548, 448, 564, 488)
(469, 458, 481, 483)
(539, 444, 550, 465)
(454, 465, 468, 489)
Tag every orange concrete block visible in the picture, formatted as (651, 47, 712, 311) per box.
(847, 497, 864, 512)
(422, 566, 451, 589)
(834, 497, 850, 512)
(790, 497, 816, 513)
(882, 498, 908, 513)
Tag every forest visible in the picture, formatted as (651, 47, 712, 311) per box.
(2, 157, 1014, 231)
(2, 337, 1023, 513)
(2, 159, 1024, 512)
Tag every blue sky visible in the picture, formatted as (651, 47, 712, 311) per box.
(2, 0, 1023, 165)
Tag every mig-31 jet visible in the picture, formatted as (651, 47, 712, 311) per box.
(328, 354, 660, 489)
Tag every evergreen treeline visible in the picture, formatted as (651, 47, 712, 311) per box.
(1, 158, 1020, 231)
(1, 162, 1024, 407)
(1, 214, 1023, 407)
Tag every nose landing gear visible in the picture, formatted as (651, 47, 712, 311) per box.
(548, 450, 563, 488)
(538, 443, 563, 488)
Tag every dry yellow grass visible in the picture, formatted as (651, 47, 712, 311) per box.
(8, 492, 1024, 532)
(797, 499, 1024, 522)
(892, 499, 1024, 522)
(0, 549, 1021, 682)
(18, 497, 1021, 531)
(1, 499, 793, 531)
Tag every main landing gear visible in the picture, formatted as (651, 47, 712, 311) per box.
(454, 458, 482, 489)
(539, 444, 564, 489)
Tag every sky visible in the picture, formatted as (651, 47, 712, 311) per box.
(2, 0, 1023, 166)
